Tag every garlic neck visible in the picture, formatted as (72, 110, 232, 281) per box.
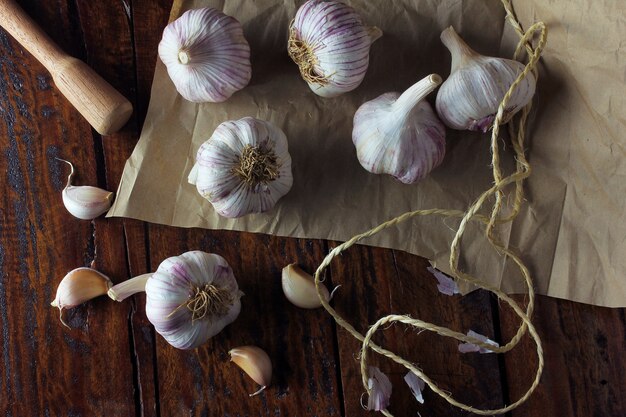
(233, 144, 279, 189)
(440, 26, 478, 72)
(366, 26, 383, 44)
(178, 50, 190, 65)
(108, 273, 151, 302)
(392, 74, 442, 116)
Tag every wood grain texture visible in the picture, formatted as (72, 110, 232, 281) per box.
(0, 0, 135, 415)
(146, 227, 343, 416)
(499, 295, 626, 417)
(328, 245, 504, 417)
(0, 1, 625, 417)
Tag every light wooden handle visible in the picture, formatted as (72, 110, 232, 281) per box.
(0, 0, 133, 135)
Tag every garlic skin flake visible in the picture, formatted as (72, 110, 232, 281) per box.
(352, 74, 446, 184)
(288, 0, 382, 97)
(281, 263, 331, 309)
(189, 117, 293, 218)
(145, 251, 243, 350)
(436, 26, 536, 132)
(159, 8, 252, 103)
(51, 267, 112, 328)
(57, 158, 114, 220)
(229, 345, 272, 396)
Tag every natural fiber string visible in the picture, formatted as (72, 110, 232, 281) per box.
(313, 1, 548, 415)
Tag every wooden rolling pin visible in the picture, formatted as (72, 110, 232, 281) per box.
(0, 0, 133, 135)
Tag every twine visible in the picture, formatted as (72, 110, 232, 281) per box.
(313, 1, 548, 415)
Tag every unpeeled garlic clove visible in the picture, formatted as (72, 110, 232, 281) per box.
(229, 345, 272, 396)
(57, 158, 114, 220)
(51, 267, 113, 328)
(352, 74, 446, 184)
(435, 26, 536, 132)
(281, 263, 331, 309)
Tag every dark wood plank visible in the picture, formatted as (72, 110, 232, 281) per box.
(72, 1, 163, 416)
(499, 295, 626, 417)
(0, 1, 136, 415)
(328, 245, 505, 416)
(147, 227, 343, 417)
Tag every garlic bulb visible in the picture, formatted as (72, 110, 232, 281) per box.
(108, 251, 243, 350)
(288, 0, 382, 97)
(57, 158, 114, 220)
(158, 8, 251, 103)
(229, 345, 272, 396)
(51, 267, 112, 328)
(352, 74, 446, 184)
(435, 26, 536, 132)
(188, 117, 293, 218)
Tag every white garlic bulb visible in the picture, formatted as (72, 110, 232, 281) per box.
(188, 117, 293, 218)
(288, 0, 382, 97)
(352, 74, 446, 184)
(57, 158, 114, 220)
(435, 26, 536, 132)
(108, 251, 243, 350)
(158, 8, 252, 103)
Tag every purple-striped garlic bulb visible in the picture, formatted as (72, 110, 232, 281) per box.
(287, 0, 382, 98)
(352, 74, 446, 184)
(158, 8, 251, 103)
(108, 251, 243, 350)
(188, 117, 293, 218)
(435, 26, 536, 132)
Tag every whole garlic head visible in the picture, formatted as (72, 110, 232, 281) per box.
(435, 26, 536, 132)
(188, 117, 293, 218)
(158, 8, 252, 103)
(288, 0, 382, 97)
(145, 251, 243, 350)
(352, 74, 446, 184)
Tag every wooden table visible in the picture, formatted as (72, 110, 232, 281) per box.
(0, 1, 624, 416)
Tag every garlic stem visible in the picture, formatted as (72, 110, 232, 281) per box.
(392, 74, 442, 116)
(367, 26, 383, 43)
(440, 26, 478, 72)
(55, 157, 74, 189)
(108, 273, 152, 302)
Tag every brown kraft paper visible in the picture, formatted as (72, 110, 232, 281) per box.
(108, 0, 626, 307)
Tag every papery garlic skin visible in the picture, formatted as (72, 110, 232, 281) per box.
(352, 74, 446, 184)
(145, 251, 242, 350)
(436, 26, 536, 132)
(188, 117, 293, 218)
(158, 8, 251, 103)
(288, 0, 382, 97)
(57, 158, 114, 220)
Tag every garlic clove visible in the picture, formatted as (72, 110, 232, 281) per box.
(288, 0, 382, 97)
(51, 267, 112, 328)
(57, 158, 114, 220)
(229, 345, 272, 396)
(281, 263, 331, 309)
(62, 185, 114, 220)
(435, 26, 536, 132)
(158, 8, 251, 103)
(352, 74, 446, 184)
